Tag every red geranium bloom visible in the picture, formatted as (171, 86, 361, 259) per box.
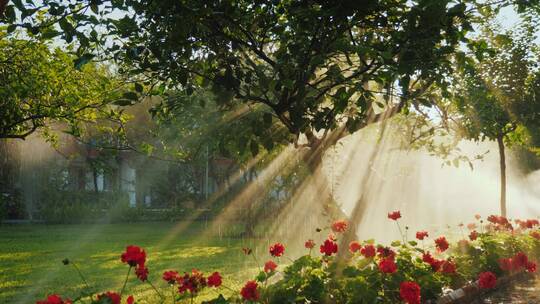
(469, 230, 479, 241)
(435, 236, 449, 252)
(488, 215, 510, 226)
(388, 211, 401, 221)
(331, 220, 348, 233)
(524, 219, 539, 229)
(378, 258, 397, 274)
(487, 215, 499, 224)
(127, 296, 134, 304)
(526, 261, 537, 273)
(377, 246, 396, 260)
(440, 260, 457, 274)
(360, 244, 376, 258)
(178, 269, 206, 294)
(399, 281, 421, 304)
(121, 245, 146, 267)
(135, 265, 148, 282)
(530, 231, 540, 240)
(240, 280, 259, 301)
(207, 272, 222, 287)
(269, 243, 285, 257)
(320, 239, 338, 256)
(264, 260, 277, 273)
(422, 252, 442, 271)
(97, 292, 121, 304)
(305, 239, 315, 249)
(478, 272, 497, 289)
(513, 252, 529, 269)
(422, 252, 435, 264)
(349, 241, 362, 253)
(163, 270, 180, 284)
(416, 231, 428, 240)
(36, 295, 72, 304)
(498, 258, 514, 272)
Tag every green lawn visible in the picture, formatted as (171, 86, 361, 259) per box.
(0, 222, 258, 303)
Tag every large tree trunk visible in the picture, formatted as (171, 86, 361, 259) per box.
(0, 0, 8, 17)
(303, 130, 350, 224)
(497, 135, 507, 217)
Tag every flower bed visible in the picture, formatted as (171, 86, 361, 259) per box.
(36, 212, 540, 304)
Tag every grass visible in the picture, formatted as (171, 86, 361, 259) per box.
(0, 222, 260, 303)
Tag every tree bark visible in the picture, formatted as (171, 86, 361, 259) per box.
(0, 0, 8, 17)
(497, 135, 507, 217)
(303, 130, 350, 224)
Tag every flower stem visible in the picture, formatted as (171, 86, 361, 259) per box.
(72, 262, 91, 290)
(396, 222, 405, 243)
(147, 279, 164, 300)
(251, 253, 262, 272)
(120, 266, 132, 296)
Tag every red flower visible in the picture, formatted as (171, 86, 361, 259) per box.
(524, 219, 539, 229)
(526, 261, 537, 273)
(178, 269, 206, 294)
(360, 244, 376, 258)
(434, 236, 449, 252)
(422, 252, 442, 271)
(97, 292, 121, 304)
(349, 241, 362, 253)
(163, 270, 179, 284)
(207, 272, 222, 287)
(467, 223, 477, 230)
(36, 295, 72, 304)
(530, 231, 540, 240)
(415, 231, 428, 240)
(487, 215, 510, 226)
(378, 258, 397, 274)
(440, 260, 457, 274)
(469, 230, 479, 241)
(478, 272, 497, 289)
(240, 280, 259, 301)
(264, 260, 277, 273)
(498, 258, 514, 272)
(320, 239, 338, 256)
(399, 281, 421, 304)
(127, 296, 134, 304)
(388, 211, 401, 221)
(305, 239, 315, 249)
(487, 215, 499, 224)
(269, 243, 285, 257)
(121, 245, 146, 267)
(135, 265, 148, 282)
(422, 252, 435, 264)
(331, 220, 348, 233)
(513, 252, 529, 269)
(377, 246, 396, 260)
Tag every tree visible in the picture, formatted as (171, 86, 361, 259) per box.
(451, 19, 540, 217)
(0, 36, 124, 140)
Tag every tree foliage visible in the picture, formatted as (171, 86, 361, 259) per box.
(0, 35, 124, 140)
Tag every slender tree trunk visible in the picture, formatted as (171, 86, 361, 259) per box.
(496, 135, 507, 217)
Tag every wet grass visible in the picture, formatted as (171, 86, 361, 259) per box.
(0, 222, 258, 303)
